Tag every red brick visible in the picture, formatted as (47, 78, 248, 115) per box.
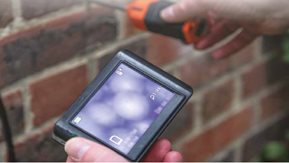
(21, 0, 82, 19)
(98, 34, 187, 70)
(181, 107, 253, 161)
(179, 45, 254, 88)
(85, 6, 117, 50)
(30, 65, 88, 126)
(260, 84, 289, 121)
(241, 58, 289, 99)
(0, 89, 24, 141)
(180, 54, 227, 87)
(161, 102, 194, 142)
(98, 38, 147, 69)
(14, 126, 66, 161)
(241, 62, 267, 98)
(0, 8, 116, 88)
(122, 39, 147, 57)
(202, 79, 235, 124)
(0, 0, 13, 28)
(97, 35, 186, 71)
(146, 35, 188, 67)
(0, 11, 86, 88)
(228, 43, 255, 67)
(118, 12, 139, 38)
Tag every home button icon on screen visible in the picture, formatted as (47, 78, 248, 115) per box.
(109, 135, 123, 145)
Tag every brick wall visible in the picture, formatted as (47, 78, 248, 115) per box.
(0, 0, 289, 161)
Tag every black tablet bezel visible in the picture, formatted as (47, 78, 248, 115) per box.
(52, 50, 193, 161)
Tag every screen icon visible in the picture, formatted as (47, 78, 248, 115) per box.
(161, 101, 167, 107)
(73, 117, 82, 124)
(154, 107, 163, 114)
(116, 68, 123, 76)
(109, 135, 123, 145)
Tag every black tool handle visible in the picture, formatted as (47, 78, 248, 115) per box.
(144, 1, 207, 43)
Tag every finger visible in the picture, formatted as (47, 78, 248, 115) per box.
(66, 157, 74, 162)
(196, 21, 239, 49)
(163, 151, 183, 162)
(161, 0, 265, 23)
(161, 0, 207, 22)
(142, 139, 172, 162)
(65, 137, 127, 162)
(207, 11, 220, 26)
(212, 29, 258, 59)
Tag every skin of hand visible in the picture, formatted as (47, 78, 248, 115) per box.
(161, 0, 289, 59)
(64, 137, 183, 162)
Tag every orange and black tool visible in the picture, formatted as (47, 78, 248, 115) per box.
(91, 0, 207, 44)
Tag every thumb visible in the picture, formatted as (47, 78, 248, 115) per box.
(64, 137, 127, 162)
(161, 0, 271, 23)
(161, 0, 208, 22)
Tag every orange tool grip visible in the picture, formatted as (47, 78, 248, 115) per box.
(182, 20, 207, 44)
(127, 0, 158, 30)
(127, 0, 207, 44)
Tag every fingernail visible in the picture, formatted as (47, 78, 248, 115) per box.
(65, 138, 90, 161)
(160, 7, 174, 20)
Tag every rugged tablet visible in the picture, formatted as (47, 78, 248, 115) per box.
(52, 50, 193, 161)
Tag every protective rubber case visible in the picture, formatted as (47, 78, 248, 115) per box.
(52, 50, 193, 161)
